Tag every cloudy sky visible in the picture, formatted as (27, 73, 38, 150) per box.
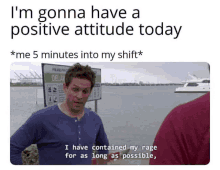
(10, 62, 210, 83)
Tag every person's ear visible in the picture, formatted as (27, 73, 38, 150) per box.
(63, 83, 68, 94)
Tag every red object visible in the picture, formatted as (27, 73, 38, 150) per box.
(150, 93, 210, 165)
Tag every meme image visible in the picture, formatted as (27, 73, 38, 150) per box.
(5, 0, 219, 168)
(10, 62, 210, 165)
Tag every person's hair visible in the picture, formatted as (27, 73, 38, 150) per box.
(65, 63, 96, 90)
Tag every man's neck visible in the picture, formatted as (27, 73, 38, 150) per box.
(59, 102, 84, 120)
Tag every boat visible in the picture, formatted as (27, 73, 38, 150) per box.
(175, 73, 210, 93)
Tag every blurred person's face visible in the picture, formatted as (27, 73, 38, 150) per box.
(63, 77, 91, 114)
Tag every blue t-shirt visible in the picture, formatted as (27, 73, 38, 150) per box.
(10, 105, 109, 165)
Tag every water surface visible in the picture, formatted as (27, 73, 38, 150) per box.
(10, 86, 204, 154)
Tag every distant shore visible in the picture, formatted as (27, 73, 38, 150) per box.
(10, 85, 42, 87)
(10, 84, 182, 87)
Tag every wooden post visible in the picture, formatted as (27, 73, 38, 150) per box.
(95, 100, 98, 113)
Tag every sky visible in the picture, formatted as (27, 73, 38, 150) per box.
(10, 62, 210, 83)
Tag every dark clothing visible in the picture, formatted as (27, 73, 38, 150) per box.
(10, 105, 109, 165)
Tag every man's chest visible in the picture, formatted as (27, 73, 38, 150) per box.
(46, 118, 100, 146)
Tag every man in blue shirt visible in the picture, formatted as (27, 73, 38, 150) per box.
(10, 63, 109, 165)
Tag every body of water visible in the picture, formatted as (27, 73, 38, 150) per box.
(10, 86, 204, 155)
